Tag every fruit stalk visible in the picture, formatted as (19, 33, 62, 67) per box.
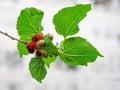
(0, 30, 27, 44)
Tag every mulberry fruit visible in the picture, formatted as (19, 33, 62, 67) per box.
(26, 41, 36, 53)
(35, 49, 42, 56)
(32, 33, 44, 42)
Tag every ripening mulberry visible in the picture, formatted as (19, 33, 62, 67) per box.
(35, 49, 42, 56)
(26, 41, 36, 53)
(32, 33, 44, 42)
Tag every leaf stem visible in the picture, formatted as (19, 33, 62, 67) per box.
(64, 36, 66, 40)
(0, 30, 27, 44)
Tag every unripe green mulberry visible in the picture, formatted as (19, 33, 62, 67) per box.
(42, 50, 48, 58)
(48, 34, 53, 41)
(36, 39, 45, 48)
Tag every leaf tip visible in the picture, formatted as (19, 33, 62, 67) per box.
(97, 51, 104, 57)
(99, 54, 104, 57)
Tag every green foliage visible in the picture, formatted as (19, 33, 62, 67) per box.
(42, 34, 58, 56)
(53, 4, 91, 37)
(17, 42, 29, 56)
(16, 4, 103, 83)
(43, 56, 56, 68)
(17, 7, 44, 57)
(29, 57, 47, 83)
(59, 37, 103, 66)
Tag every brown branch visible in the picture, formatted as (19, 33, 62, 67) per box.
(0, 31, 27, 44)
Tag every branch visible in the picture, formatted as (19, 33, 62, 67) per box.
(0, 31, 27, 44)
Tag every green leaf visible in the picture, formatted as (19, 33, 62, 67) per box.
(42, 34, 58, 56)
(59, 37, 103, 66)
(29, 57, 47, 83)
(53, 4, 91, 37)
(17, 42, 29, 57)
(16, 7, 44, 57)
(43, 56, 56, 68)
(59, 53, 78, 66)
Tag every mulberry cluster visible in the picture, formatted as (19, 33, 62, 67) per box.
(26, 33, 53, 58)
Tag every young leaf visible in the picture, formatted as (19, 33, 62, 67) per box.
(59, 37, 103, 66)
(29, 57, 47, 83)
(53, 4, 91, 37)
(43, 56, 56, 68)
(42, 34, 58, 56)
(16, 7, 44, 57)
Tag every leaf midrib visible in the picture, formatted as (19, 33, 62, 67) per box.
(30, 58, 43, 80)
(64, 6, 90, 37)
(24, 14, 39, 33)
(64, 53, 96, 57)
(64, 12, 82, 37)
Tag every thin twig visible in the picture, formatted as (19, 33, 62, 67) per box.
(0, 31, 27, 44)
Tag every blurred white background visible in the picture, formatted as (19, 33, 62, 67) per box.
(0, 0, 120, 90)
